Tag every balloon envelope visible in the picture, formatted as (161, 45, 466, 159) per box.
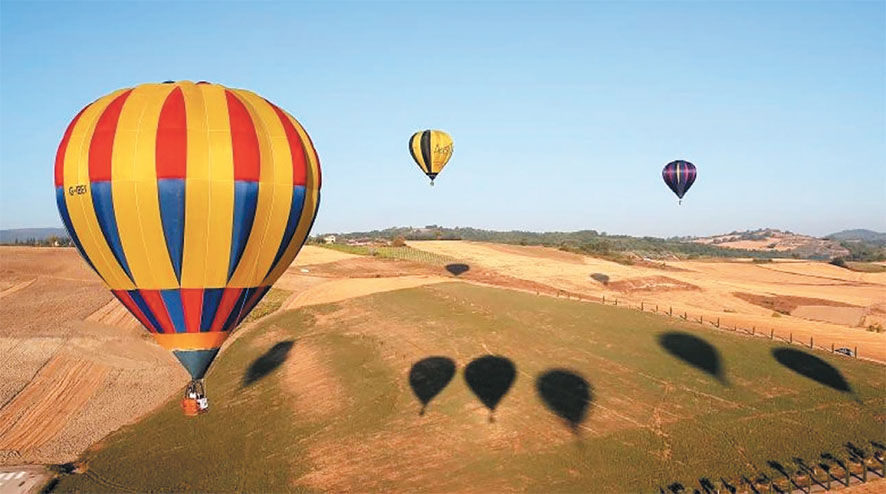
(55, 81, 321, 379)
(408, 130, 453, 183)
(662, 160, 697, 200)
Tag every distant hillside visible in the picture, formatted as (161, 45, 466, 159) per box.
(826, 229, 886, 244)
(314, 226, 840, 261)
(692, 228, 849, 259)
(0, 228, 68, 245)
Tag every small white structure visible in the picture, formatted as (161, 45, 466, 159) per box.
(323, 235, 337, 244)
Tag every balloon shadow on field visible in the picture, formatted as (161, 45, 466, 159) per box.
(409, 356, 456, 415)
(242, 340, 295, 387)
(659, 332, 727, 385)
(464, 355, 516, 422)
(536, 369, 593, 433)
(445, 263, 470, 276)
(590, 273, 610, 285)
(772, 348, 852, 393)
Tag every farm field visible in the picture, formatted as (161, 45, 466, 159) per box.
(50, 282, 884, 493)
(407, 241, 886, 361)
(2, 243, 885, 493)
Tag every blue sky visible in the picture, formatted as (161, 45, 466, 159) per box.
(1, 1, 883, 237)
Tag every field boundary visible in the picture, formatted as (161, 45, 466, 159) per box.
(661, 441, 886, 494)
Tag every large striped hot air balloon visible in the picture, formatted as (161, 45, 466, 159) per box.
(408, 130, 453, 185)
(662, 160, 697, 204)
(54, 81, 321, 414)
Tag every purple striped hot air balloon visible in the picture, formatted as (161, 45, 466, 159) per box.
(662, 160, 697, 205)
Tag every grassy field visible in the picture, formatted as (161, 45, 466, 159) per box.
(241, 288, 291, 324)
(51, 282, 885, 493)
(319, 243, 458, 266)
(845, 261, 886, 273)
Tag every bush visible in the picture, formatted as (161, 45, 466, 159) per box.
(392, 236, 406, 247)
(829, 257, 847, 268)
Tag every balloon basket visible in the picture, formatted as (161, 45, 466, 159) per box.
(182, 379, 209, 417)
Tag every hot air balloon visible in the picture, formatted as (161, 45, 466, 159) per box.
(54, 81, 321, 415)
(408, 130, 453, 185)
(662, 160, 697, 204)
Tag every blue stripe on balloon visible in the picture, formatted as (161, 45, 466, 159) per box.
(55, 187, 97, 273)
(227, 180, 259, 280)
(157, 179, 186, 282)
(90, 181, 134, 282)
(268, 185, 306, 274)
(160, 289, 187, 333)
(128, 289, 165, 334)
(221, 288, 253, 332)
(200, 288, 224, 332)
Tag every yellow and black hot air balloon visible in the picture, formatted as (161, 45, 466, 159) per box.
(54, 81, 321, 415)
(408, 130, 453, 185)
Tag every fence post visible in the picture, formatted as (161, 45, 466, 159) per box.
(752, 326, 755, 336)
(615, 299, 618, 306)
(854, 346, 858, 359)
(655, 304, 658, 313)
(684, 311, 688, 320)
(810, 336, 813, 349)
(717, 317, 720, 328)
(641, 302, 644, 311)
(602, 295, 605, 304)
(669, 307, 673, 317)
(790, 333, 793, 344)
(846, 462, 850, 487)
(863, 458, 868, 483)
(770, 329, 774, 340)
(826, 462, 831, 491)
(831, 343, 834, 353)
(700, 315, 703, 325)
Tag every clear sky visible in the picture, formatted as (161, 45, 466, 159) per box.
(1, 1, 883, 237)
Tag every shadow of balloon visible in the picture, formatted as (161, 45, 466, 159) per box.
(242, 340, 294, 387)
(536, 369, 593, 433)
(772, 348, 852, 393)
(409, 356, 456, 415)
(445, 263, 470, 276)
(659, 332, 727, 384)
(590, 273, 610, 285)
(464, 355, 516, 422)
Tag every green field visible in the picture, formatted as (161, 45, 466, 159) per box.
(319, 243, 459, 266)
(845, 261, 886, 273)
(51, 283, 885, 493)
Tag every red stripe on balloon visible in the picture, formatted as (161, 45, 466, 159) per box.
(180, 288, 204, 333)
(112, 290, 158, 333)
(209, 287, 243, 332)
(155, 87, 187, 179)
(139, 289, 175, 334)
(55, 106, 88, 187)
(270, 103, 307, 186)
(88, 90, 133, 182)
(225, 91, 261, 182)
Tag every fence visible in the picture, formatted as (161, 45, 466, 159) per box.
(544, 290, 870, 361)
(660, 441, 885, 494)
